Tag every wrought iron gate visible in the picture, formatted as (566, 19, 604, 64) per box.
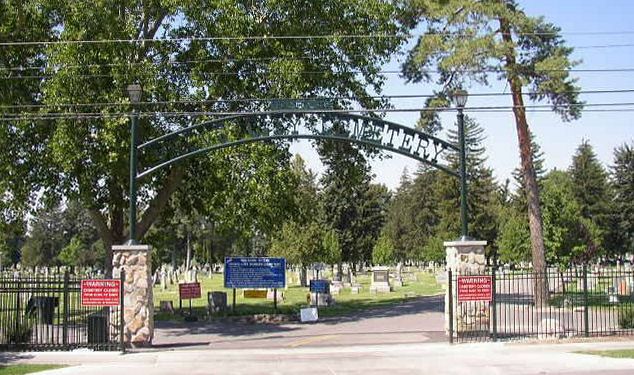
(0, 272, 124, 351)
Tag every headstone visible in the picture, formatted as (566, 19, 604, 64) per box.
(330, 281, 342, 295)
(208, 291, 228, 313)
(310, 292, 332, 306)
(370, 267, 391, 293)
(160, 269, 167, 290)
(333, 264, 341, 282)
(159, 301, 174, 313)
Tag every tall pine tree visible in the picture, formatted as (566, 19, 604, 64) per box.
(432, 116, 499, 245)
(569, 140, 610, 251)
(607, 143, 634, 256)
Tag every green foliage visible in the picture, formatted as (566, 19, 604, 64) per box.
(5, 319, 32, 344)
(383, 167, 440, 262)
(433, 117, 500, 244)
(511, 132, 547, 212)
(322, 229, 342, 265)
(403, 1, 583, 283)
(269, 222, 324, 266)
(569, 140, 610, 252)
(318, 136, 388, 265)
(497, 210, 532, 264)
(372, 233, 395, 266)
(541, 170, 598, 267)
(1, 1, 407, 272)
(19, 201, 100, 267)
(618, 308, 634, 329)
(402, 0, 582, 125)
(606, 143, 634, 256)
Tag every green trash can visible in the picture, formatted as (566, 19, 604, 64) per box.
(87, 312, 108, 344)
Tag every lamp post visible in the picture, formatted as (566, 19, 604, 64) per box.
(453, 89, 469, 241)
(127, 84, 142, 245)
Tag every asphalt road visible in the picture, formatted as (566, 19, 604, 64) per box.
(152, 294, 446, 349)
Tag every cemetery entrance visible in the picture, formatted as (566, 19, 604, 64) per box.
(135, 106, 462, 348)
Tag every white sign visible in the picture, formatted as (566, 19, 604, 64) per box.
(300, 307, 319, 322)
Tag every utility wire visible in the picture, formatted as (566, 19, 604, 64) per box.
(2, 30, 634, 47)
(1, 102, 633, 121)
(1, 89, 634, 111)
(2, 42, 633, 72)
(2, 68, 634, 81)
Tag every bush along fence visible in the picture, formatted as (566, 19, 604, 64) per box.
(448, 265, 634, 343)
(0, 271, 124, 351)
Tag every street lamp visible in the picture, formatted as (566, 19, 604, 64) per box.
(452, 89, 469, 241)
(127, 84, 142, 245)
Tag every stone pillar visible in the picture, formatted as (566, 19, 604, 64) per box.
(112, 244, 153, 347)
(444, 240, 487, 338)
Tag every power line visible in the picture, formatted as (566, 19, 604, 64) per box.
(2, 42, 632, 73)
(2, 68, 634, 81)
(2, 30, 634, 47)
(1, 89, 634, 111)
(1, 102, 633, 121)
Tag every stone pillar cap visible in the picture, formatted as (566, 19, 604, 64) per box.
(443, 240, 488, 247)
(112, 244, 152, 252)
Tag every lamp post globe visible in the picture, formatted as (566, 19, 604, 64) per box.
(453, 89, 468, 109)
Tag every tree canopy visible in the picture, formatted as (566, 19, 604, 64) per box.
(0, 1, 407, 272)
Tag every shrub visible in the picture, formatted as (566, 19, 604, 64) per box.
(618, 308, 634, 329)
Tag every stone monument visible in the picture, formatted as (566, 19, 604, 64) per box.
(370, 266, 391, 293)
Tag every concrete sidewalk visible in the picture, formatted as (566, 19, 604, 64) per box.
(3, 340, 634, 374)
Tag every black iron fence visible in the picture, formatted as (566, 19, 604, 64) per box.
(0, 272, 124, 351)
(449, 266, 634, 343)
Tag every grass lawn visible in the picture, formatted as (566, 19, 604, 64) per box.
(153, 271, 442, 320)
(0, 364, 66, 375)
(576, 349, 634, 359)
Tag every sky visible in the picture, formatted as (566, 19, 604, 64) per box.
(290, 1, 634, 191)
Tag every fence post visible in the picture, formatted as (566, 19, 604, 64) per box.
(491, 265, 497, 341)
(63, 271, 69, 348)
(14, 279, 21, 346)
(120, 268, 126, 353)
(583, 263, 589, 338)
(448, 269, 454, 344)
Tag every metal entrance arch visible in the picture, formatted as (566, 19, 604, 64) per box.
(126, 109, 469, 243)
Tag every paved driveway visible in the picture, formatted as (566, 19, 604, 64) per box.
(153, 295, 446, 349)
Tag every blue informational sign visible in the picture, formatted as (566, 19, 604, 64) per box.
(224, 257, 286, 289)
(309, 279, 329, 294)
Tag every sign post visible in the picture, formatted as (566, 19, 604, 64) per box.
(178, 282, 201, 321)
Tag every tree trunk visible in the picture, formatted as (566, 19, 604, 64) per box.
(500, 17, 549, 307)
(186, 231, 191, 270)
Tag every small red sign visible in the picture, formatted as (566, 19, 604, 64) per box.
(457, 276, 492, 302)
(81, 279, 121, 306)
(179, 282, 201, 299)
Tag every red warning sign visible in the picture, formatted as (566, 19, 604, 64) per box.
(457, 276, 492, 302)
(179, 282, 201, 299)
(81, 279, 121, 306)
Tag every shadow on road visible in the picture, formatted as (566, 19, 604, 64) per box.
(154, 294, 445, 345)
